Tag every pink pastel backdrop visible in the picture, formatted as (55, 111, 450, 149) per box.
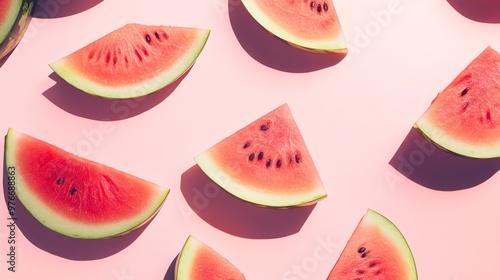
(1, 0, 500, 279)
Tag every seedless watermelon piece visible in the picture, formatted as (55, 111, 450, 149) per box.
(327, 209, 417, 279)
(4, 128, 169, 239)
(194, 104, 326, 208)
(175, 235, 246, 280)
(49, 24, 210, 99)
(0, 0, 36, 60)
(415, 46, 500, 158)
(241, 0, 347, 53)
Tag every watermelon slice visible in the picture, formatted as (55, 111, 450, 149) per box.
(49, 23, 210, 99)
(327, 209, 417, 279)
(415, 46, 500, 158)
(4, 128, 169, 239)
(194, 104, 326, 208)
(0, 0, 36, 61)
(175, 235, 246, 280)
(240, 0, 346, 53)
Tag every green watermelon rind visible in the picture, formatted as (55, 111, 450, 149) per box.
(4, 128, 170, 239)
(363, 209, 418, 279)
(194, 151, 327, 208)
(175, 235, 202, 279)
(330, 209, 418, 279)
(48, 27, 210, 99)
(240, 0, 347, 53)
(414, 119, 500, 159)
(175, 235, 245, 280)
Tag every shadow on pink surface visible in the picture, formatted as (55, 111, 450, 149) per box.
(0, 51, 14, 68)
(447, 0, 500, 23)
(43, 71, 185, 121)
(33, 0, 104, 18)
(181, 164, 316, 239)
(228, 0, 346, 73)
(163, 254, 178, 280)
(389, 127, 500, 191)
(2, 152, 152, 260)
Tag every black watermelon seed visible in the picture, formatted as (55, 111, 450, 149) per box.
(261, 125, 269, 131)
(266, 159, 272, 167)
(461, 87, 469, 96)
(361, 252, 369, 258)
(258, 152, 264, 160)
(249, 153, 255, 161)
(317, 4, 322, 12)
(145, 34, 151, 43)
(56, 177, 64, 185)
(70, 187, 77, 195)
(310, 1, 315, 8)
(323, 3, 328, 11)
(276, 159, 282, 168)
(155, 32, 160, 40)
(295, 154, 301, 163)
(369, 262, 378, 268)
(243, 142, 250, 149)
(356, 270, 365, 275)
(358, 247, 366, 253)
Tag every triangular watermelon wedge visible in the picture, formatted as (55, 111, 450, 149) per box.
(49, 24, 210, 99)
(194, 104, 326, 208)
(175, 235, 246, 280)
(4, 128, 169, 239)
(240, 0, 347, 53)
(415, 46, 500, 158)
(327, 209, 417, 279)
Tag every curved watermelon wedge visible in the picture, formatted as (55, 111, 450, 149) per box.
(4, 128, 169, 239)
(415, 46, 500, 158)
(49, 23, 210, 99)
(194, 104, 326, 208)
(240, 0, 347, 53)
(327, 209, 417, 279)
(175, 235, 246, 280)
(0, 0, 36, 61)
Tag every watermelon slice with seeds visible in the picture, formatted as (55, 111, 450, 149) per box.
(415, 46, 500, 158)
(175, 235, 246, 280)
(240, 0, 347, 53)
(4, 128, 169, 239)
(326, 209, 418, 279)
(49, 23, 210, 99)
(194, 103, 326, 208)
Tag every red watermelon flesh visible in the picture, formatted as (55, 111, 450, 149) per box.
(5, 128, 169, 239)
(415, 46, 500, 158)
(327, 209, 417, 280)
(195, 104, 326, 208)
(49, 23, 210, 99)
(240, 0, 346, 53)
(175, 235, 246, 280)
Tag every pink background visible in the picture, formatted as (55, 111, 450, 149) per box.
(1, 0, 500, 279)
